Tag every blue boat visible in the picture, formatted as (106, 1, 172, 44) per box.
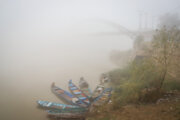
(79, 78, 92, 98)
(69, 80, 90, 105)
(51, 82, 87, 107)
(91, 84, 105, 100)
(37, 100, 81, 109)
(92, 87, 112, 106)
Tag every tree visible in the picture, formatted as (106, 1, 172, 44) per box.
(150, 26, 180, 89)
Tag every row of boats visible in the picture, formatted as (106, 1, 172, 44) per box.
(37, 76, 112, 119)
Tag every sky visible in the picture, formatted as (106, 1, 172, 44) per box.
(0, 0, 180, 33)
(1, 0, 180, 58)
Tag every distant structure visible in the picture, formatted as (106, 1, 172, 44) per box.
(99, 17, 156, 67)
(138, 11, 156, 31)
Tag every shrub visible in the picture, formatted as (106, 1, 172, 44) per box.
(109, 59, 163, 107)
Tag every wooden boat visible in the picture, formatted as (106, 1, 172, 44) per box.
(51, 82, 87, 107)
(37, 100, 81, 109)
(92, 87, 112, 106)
(68, 80, 90, 105)
(80, 88, 92, 99)
(79, 78, 92, 98)
(91, 84, 105, 100)
(47, 108, 87, 119)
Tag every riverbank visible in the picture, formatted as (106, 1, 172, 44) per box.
(87, 91, 180, 120)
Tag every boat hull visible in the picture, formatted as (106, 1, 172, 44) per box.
(37, 100, 81, 109)
(91, 84, 105, 100)
(69, 80, 90, 106)
(92, 87, 112, 106)
(51, 82, 86, 107)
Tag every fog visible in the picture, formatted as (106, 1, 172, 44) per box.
(0, 0, 180, 120)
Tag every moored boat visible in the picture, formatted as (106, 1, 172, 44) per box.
(80, 88, 92, 99)
(79, 77, 92, 98)
(92, 87, 112, 106)
(91, 73, 111, 101)
(91, 84, 105, 100)
(37, 100, 81, 109)
(69, 80, 90, 106)
(51, 82, 87, 107)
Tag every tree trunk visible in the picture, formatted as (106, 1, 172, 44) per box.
(158, 69, 167, 90)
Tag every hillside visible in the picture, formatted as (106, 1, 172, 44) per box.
(87, 91, 180, 120)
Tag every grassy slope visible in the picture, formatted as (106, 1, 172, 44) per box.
(87, 92, 180, 120)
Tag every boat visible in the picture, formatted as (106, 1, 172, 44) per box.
(91, 84, 105, 100)
(79, 77, 92, 98)
(51, 82, 87, 107)
(47, 108, 87, 119)
(92, 87, 112, 106)
(80, 88, 92, 99)
(68, 80, 90, 105)
(37, 100, 81, 109)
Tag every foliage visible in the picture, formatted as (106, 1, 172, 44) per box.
(108, 27, 180, 107)
(150, 27, 180, 89)
(162, 79, 180, 91)
(109, 59, 161, 107)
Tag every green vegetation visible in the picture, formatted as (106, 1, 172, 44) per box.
(108, 26, 180, 108)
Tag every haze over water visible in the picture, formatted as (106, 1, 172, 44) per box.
(0, 29, 131, 120)
(0, 0, 179, 120)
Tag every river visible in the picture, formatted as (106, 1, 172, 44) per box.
(0, 27, 132, 120)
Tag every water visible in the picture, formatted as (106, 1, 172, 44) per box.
(0, 33, 132, 120)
